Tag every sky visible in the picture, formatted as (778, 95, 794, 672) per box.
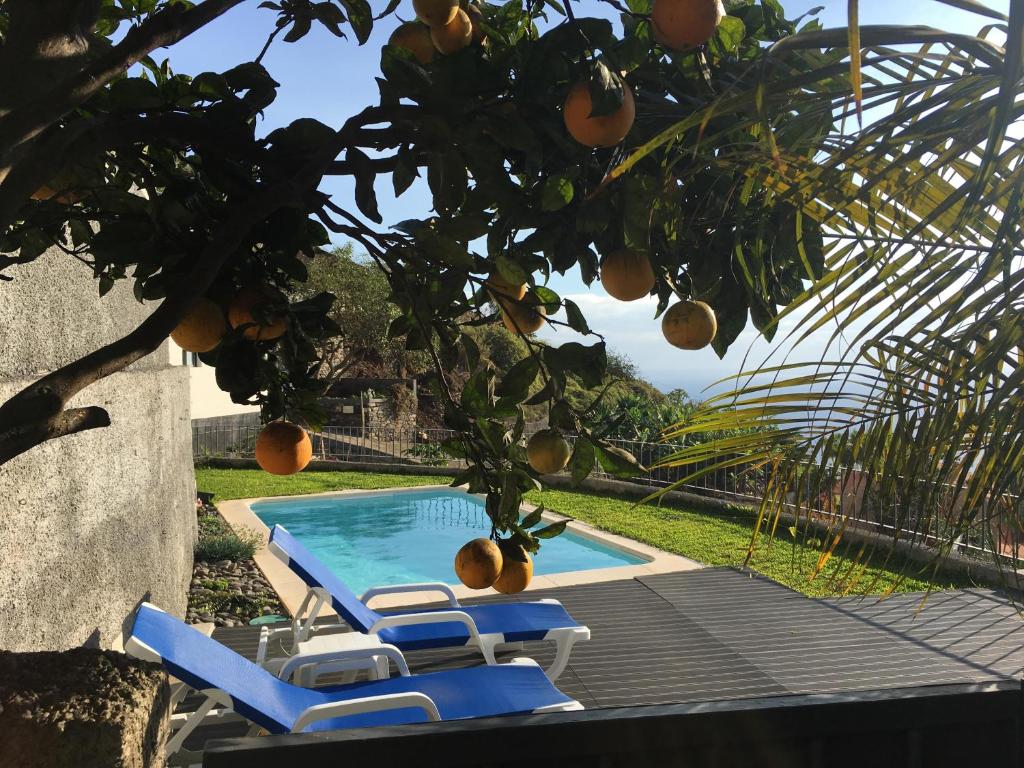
(160, 0, 1008, 398)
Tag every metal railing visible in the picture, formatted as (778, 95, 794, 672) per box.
(192, 422, 1021, 562)
(192, 423, 764, 495)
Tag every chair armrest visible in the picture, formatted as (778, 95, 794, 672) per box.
(278, 641, 411, 682)
(368, 610, 481, 641)
(292, 692, 441, 732)
(361, 582, 460, 607)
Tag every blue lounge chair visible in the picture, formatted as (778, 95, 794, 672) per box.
(126, 603, 581, 765)
(268, 524, 589, 680)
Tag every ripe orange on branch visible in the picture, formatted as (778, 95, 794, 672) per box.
(466, 3, 486, 44)
(431, 7, 473, 54)
(527, 429, 571, 475)
(485, 274, 528, 308)
(661, 300, 717, 350)
(389, 22, 436, 64)
(600, 250, 656, 302)
(500, 291, 546, 334)
(171, 297, 227, 353)
(255, 421, 313, 476)
(228, 287, 288, 341)
(413, 0, 459, 25)
(563, 80, 635, 148)
(455, 538, 503, 588)
(651, 0, 725, 50)
(493, 545, 533, 594)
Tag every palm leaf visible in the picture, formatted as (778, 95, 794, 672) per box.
(627, 5, 1024, 592)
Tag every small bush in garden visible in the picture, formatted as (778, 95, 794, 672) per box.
(197, 514, 229, 538)
(194, 527, 262, 562)
(404, 442, 449, 466)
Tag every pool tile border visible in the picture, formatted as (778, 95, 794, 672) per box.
(216, 485, 702, 617)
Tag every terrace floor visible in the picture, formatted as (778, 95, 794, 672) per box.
(190, 567, 1024, 749)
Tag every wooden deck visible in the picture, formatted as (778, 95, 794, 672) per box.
(189, 567, 1024, 749)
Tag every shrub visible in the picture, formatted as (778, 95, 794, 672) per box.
(404, 442, 449, 466)
(195, 525, 262, 562)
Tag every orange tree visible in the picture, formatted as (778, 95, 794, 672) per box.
(2, 0, 1008, 563)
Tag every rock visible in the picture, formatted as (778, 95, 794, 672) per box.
(0, 648, 168, 768)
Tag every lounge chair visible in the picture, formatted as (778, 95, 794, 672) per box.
(126, 603, 581, 766)
(267, 524, 590, 680)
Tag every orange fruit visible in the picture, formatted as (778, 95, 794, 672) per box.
(430, 7, 472, 54)
(500, 291, 546, 334)
(171, 297, 227, 353)
(493, 546, 533, 594)
(228, 287, 288, 341)
(255, 421, 313, 476)
(661, 300, 717, 350)
(466, 3, 486, 44)
(413, 0, 459, 25)
(526, 429, 571, 475)
(388, 22, 435, 64)
(563, 80, 635, 148)
(600, 250, 656, 301)
(485, 274, 528, 309)
(455, 538, 503, 588)
(651, 0, 724, 50)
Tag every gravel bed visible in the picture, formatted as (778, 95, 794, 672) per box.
(187, 499, 285, 627)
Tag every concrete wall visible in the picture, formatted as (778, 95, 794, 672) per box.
(0, 250, 196, 651)
(167, 337, 259, 421)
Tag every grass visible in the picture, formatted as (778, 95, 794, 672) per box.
(195, 467, 453, 500)
(195, 467, 974, 598)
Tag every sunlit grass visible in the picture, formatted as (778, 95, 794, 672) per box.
(195, 467, 975, 597)
(195, 467, 452, 500)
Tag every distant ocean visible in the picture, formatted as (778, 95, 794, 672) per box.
(646, 371, 733, 400)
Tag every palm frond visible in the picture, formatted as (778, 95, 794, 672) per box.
(633, 7, 1024, 591)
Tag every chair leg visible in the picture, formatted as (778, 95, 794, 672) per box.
(474, 634, 500, 665)
(165, 696, 218, 757)
(545, 630, 586, 681)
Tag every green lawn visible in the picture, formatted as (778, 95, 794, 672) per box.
(195, 467, 973, 597)
(196, 467, 452, 500)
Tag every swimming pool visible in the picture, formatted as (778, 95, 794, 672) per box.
(251, 489, 647, 594)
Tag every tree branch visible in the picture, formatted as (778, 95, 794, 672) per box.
(0, 117, 361, 465)
(0, 0, 244, 158)
(0, 405, 110, 465)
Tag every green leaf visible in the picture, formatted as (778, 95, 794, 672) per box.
(340, 0, 373, 43)
(563, 299, 591, 334)
(283, 15, 312, 42)
(587, 60, 625, 118)
(540, 176, 574, 211)
(595, 442, 645, 478)
(533, 285, 560, 311)
(392, 149, 418, 197)
(346, 147, 382, 223)
(544, 341, 606, 388)
(533, 520, 567, 539)
(496, 355, 540, 400)
(521, 506, 544, 528)
(709, 15, 746, 56)
(570, 438, 596, 487)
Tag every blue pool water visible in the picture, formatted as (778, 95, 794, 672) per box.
(252, 489, 646, 594)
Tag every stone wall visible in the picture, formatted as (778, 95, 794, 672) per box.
(320, 384, 418, 438)
(0, 249, 195, 652)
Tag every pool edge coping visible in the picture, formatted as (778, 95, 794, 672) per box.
(216, 485, 703, 616)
